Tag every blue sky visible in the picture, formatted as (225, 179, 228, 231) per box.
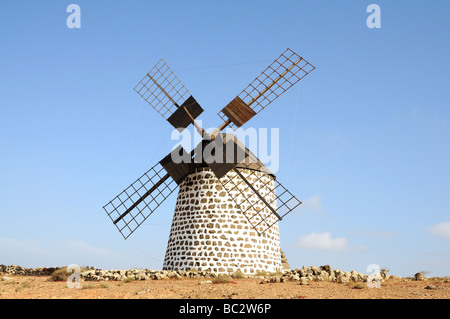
(1, 1, 449, 277)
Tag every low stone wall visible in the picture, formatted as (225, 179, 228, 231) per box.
(0, 264, 61, 276)
(279, 266, 388, 284)
(80, 268, 218, 281)
(1, 264, 390, 283)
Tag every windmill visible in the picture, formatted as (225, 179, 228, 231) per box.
(103, 48, 315, 273)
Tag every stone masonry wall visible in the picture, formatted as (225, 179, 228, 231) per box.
(162, 167, 282, 274)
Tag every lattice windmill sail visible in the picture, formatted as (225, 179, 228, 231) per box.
(217, 149, 303, 236)
(134, 59, 204, 132)
(103, 48, 315, 273)
(218, 48, 315, 129)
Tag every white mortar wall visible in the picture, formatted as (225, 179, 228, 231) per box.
(162, 167, 282, 274)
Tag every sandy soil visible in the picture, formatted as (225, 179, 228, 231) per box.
(1, 275, 450, 299)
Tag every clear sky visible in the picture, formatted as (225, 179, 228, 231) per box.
(1, 0, 449, 277)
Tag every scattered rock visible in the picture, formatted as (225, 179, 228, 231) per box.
(350, 271, 359, 282)
(320, 265, 331, 273)
(269, 276, 281, 283)
(424, 285, 438, 290)
(198, 280, 212, 285)
(415, 273, 425, 281)
(289, 274, 300, 281)
(336, 275, 350, 284)
(135, 274, 149, 281)
(310, 266, 321, 275)
(299, 277, 309, 285)
(329, 272, 336, 282)
(259, 276, 283, 284)
(280, 250, 290, 270)
(259, 278, 270, 284)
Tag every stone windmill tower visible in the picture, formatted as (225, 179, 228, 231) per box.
(103, 49, 315, 274)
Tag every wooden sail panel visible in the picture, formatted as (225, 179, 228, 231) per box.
(167, 95, 204, 131)
(220, 96, 256, 128)
(159, 145, 196, 184)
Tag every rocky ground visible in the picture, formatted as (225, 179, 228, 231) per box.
(1, 264, 449, 299)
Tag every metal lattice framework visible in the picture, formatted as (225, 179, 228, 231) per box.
(218, 48, 315, 129)
(219, 156, 302, 235)
(134, 59, 191, 120)
(103, 163, 178, 239)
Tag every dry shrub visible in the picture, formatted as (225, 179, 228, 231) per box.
(48, 266, 86, 282)
(213, 274, 231, 284)
(48, 267, 70, 282)
(233, 269, 244, 279)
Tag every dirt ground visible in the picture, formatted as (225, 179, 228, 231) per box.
(1, 275, 450, 299)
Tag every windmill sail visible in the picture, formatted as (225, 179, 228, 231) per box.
(134, 59, 203, 131)
(218, 48, 315, 129)
(219, 156, 302, 235)
(103, 162, 178, 239)
(201, 134, 302, 235)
